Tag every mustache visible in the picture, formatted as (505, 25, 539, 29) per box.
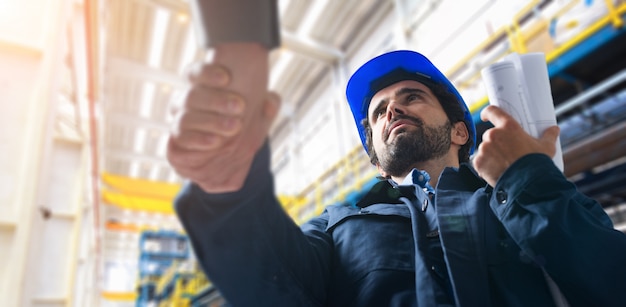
(384, 115, 423, 141)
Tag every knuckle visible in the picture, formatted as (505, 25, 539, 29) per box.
(186, 86, 209, 107)
(486, 127, 508, 142)
(476, 142, 495, 158)
(178, 112, 197, 129)
(201, 63, 224, 77)
(475, 154, 487, 168)
(482, 129, 495, 142)
(215, 117, 241, 136)
(188, 64, 229, 87)
(501, 120, 518, 130)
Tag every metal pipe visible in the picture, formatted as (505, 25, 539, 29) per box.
(556, 69, 626, 116)
(563, 121, 626, 176)
(280, 30, 344, 63)
(83, 0, 102, 288)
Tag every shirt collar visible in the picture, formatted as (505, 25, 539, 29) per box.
(401, 169, 436, 194)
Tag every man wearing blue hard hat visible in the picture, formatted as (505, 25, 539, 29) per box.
(346, 50, 476, 183)
(168, 4, 626, 304)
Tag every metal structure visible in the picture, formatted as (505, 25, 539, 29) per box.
(135, 230, 189, 306)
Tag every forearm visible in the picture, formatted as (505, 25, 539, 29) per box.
(189, 0, 280, 108)
(172, 0, 280, 193)
(175, 142, 330, 305)
(191, 0, 280, 50)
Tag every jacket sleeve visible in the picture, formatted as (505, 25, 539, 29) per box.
(190, 0, 281, 49)
(490, 153, 626, 306)
(174, 141, 332, 306)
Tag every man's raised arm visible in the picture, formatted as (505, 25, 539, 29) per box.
(167, 0, 281, 193)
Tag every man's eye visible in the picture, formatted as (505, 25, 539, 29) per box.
(407, 93, 420, 101)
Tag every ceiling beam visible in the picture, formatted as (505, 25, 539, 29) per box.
(106, 112, 170, 132)
(107, 56, 186, 87)
(130, 0, 188, 12)
(281, 30, 344, 63)
(129, 0, 344, 64)
(104, 148, 170, 166)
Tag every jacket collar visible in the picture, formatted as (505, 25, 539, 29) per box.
(438, 163, 489, 193)
(355, 163, 488, 209)
(355, 180, 405, 208)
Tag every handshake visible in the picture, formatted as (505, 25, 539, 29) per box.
(167, 43, 280, 193)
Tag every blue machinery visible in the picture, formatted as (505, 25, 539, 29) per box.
(135, 230, 190, 306)
(135, 230, 216, 306)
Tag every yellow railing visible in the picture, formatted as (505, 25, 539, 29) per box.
(142, 260, 212, 306)
(283, 145, 378, 224)
(450, 0, 583, 92)
(155, 261, 180, 295)
(547, 1, 626, 64)
(179, 271, 211, 297)
(457, 0, 625, 113)
(445, 0, 547, 82)
(101, 291, 137, 301)
(156, 271, 210, 306)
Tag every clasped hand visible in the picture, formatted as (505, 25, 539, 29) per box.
(167, 44, 280, 193)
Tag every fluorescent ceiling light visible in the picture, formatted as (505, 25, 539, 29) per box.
(278, 0, 292, 16)
(140, 82, 155, 118)
(148, 7, 170, 68)
(167, 169, 179, 183)
(297, 0, 328, 36)
(269, 50, 294, 89)
(133, 128, 146, 153)
(129, 161, 140, 178)
(179, 22, 198, 73)
(149, 165, 160, 181)
(156, 134, 168, 158)
(176, 12, 189, 24)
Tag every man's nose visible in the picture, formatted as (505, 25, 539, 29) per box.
(386, 100, 406, 121)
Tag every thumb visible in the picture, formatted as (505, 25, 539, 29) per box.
(263, 91, 281, 121)
(539, 125, 560, 156)
(540, 125, 560, 143)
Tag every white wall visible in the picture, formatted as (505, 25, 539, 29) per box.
(0, 0, 97, 306)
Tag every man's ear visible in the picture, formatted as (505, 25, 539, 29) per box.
(451, 121, 469, 146)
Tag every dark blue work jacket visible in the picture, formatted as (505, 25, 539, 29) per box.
(175, 143, 626, 306)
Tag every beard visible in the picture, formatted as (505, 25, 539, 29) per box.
(377, 116, 452, 178)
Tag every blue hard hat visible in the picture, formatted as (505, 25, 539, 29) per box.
(345, 50, 475, 155)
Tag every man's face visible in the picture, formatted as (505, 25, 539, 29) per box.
(367, 80, 452, 177)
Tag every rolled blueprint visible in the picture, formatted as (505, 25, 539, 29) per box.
(481, 53, 564, 171)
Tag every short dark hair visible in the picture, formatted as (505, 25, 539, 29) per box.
(362, 81, 473, 165)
